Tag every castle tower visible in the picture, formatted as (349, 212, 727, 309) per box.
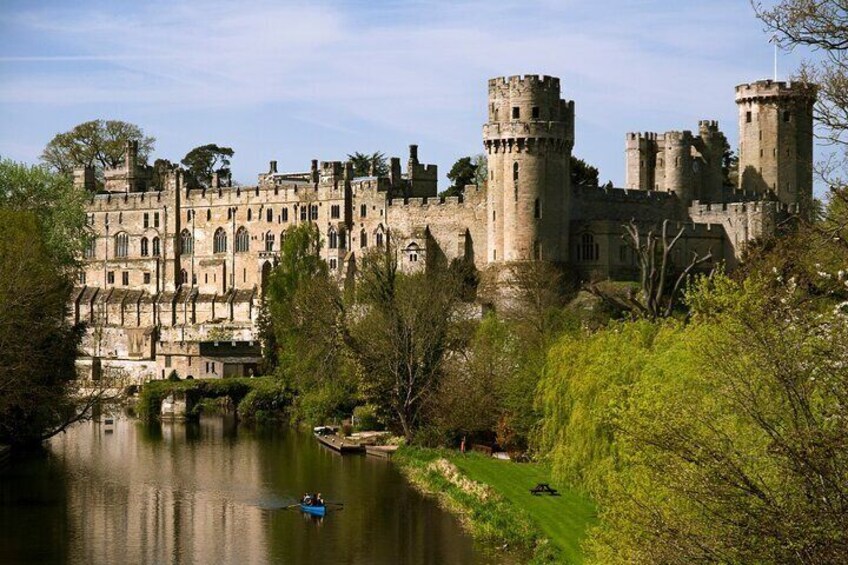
(625, 132, 658, 190)
(662, 130, 695, 203)
(696, 120, 727, 202)
(483, 75, 574, 263)
(736, 80, 816, 207)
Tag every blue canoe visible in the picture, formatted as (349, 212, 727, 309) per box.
(300, 503, 326, 517)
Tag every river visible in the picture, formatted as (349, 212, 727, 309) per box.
(0, 416, 495, 564)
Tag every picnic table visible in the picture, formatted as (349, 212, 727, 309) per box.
(530, 483, 559, 496)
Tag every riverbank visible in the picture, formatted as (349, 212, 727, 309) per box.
(393, 447, 595, 564)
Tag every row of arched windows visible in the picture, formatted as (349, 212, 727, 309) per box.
(114, 233, 160, 258)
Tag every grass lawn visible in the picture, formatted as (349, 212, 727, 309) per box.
(448, 452, 596, 564)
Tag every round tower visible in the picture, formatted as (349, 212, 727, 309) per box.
(736, 80, 816, 207)
(697, 120, 727, 202)
(483, 75, 574, 263)
(662, 130, 695, 203)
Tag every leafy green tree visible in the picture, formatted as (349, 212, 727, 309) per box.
(445, 156, 476, 197)
(570, 156, 599, 187)
(344, 248, 465, 441)
(181, 144, 234, 188)
(41, 119, 155, 179)
(347, 151, 388, 177)
(0, 210, 86, 446)
(0, 158, 90, 269)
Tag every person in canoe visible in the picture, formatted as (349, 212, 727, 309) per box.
(301, 493, 325, 507)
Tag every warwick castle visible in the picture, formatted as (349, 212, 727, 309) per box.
(72, 75, 816, 382)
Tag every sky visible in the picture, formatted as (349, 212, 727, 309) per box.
(0, 0, 818, 190)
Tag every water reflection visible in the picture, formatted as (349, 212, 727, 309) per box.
(0, 416, 491, 564)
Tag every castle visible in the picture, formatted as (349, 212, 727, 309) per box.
(71, 75, 815, 382)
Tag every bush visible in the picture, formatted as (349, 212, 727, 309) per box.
(352, 404, 382, 431)
(237, 380, 293, 423)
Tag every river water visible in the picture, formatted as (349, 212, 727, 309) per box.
(0, 416, 494, 564)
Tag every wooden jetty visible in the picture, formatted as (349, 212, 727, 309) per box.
(314, 432, 365, 454)
(364, 445, 398, 459)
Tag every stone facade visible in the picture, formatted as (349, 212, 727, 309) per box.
(72, 74, 815, 383)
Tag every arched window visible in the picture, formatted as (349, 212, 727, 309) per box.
(513, 162, 519, 183)
(406, 242, 420, 263)
(580, 233, 598, 262)
(236, 226, 249, 253)
(180, 229, 193, 255)
(140, 237, 149, 257)
(152, 237, 160, 256)
(214, 228, 227, 254)
(375, 228, 385, 248)
(180, 269, 188, 285)
(114, 232, 129, 258)
(360, 229, 367, 248)
(264, 231, 275, 251)
(328, 228, 338, 250)
(266, 208, 273, 222)
(247, 209, 252, 221)
(84, 238, 96, 259)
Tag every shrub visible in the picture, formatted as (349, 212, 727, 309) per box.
(352, 404, 382, 431)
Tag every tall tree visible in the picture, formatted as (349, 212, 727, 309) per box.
(570, 155, 599, 187)
(41, 119, 155, 178)
(347, 151, 388, 177)
(344, 248, 464, 441)
(181, 144, 234, 188)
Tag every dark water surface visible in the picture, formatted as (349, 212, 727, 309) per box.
(0, 416, 493, 564)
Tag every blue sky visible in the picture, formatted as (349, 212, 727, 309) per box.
(0, 0, 816, 189)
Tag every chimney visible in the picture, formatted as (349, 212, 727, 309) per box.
(311, 159, 319, 184)
(390, 157, 401, 188)
(269, 160, 278, 174)
(409, 144, 419, 164)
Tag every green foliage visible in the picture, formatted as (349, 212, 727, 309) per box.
(444, 156, 477, 197)
(136, 377, 289, 423)
(352, 404, 382, 431)
(347, 151, 388, 177)
(0, 158, 90, 269)
(291, 380, 357, 426)
(570, 156, 599, 188)
(167, 370, 180, 382)
(181, 143, 234, 187)
(40, 119, 155, 178)
(0, 210, 82, 446)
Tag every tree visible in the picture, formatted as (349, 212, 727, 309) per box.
(570, 156, 599, 187)
(344, 248, 464, 442)
(347, 151, 388, 177)
(586, 219, 713, 318)
(181, 144, 234, 188)
(0, 158, 90, 269)
(442, 156, 476, 198)
(722, 146, 739, 187)
(41, 119, 155, 179)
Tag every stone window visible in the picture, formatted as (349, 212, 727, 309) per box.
(282, 207, 289, 222)
(207, 209, 212, 221)
(331, 204, 340, 219)
(579, 233, 599, 262)
(152, 237, 160, 257)
(78, 272, 86, 285)
(122, 271, 129, 286)
(746, 111, 752, 123)
(329, 258, 338, 270)
(247, 209, 253, 221)
(300, 206, 307, 222)
(328, 228, 338, 250)
(141, 237, 149, 257)
(144, 272, 151, 284)
(360, 230, 367, 248)
(187, 210, 192, 222)
(154, 212, 160, 228)
(360, 204, 367, 218)
(107, 271, 115, 285)
(513, 162, 519, 184)
(214, 228, 227, 254)
(493, 210, 496, 222)
(512, 106, 520, 119)
(532, 106, 540, 119)
(228, 208, 233, 221)
(144, 213, 149, 228)
(534, 198, 541, 219)
(180, 229, 193, 255)
(118, 212, 123, 225)
(265, 231, 275, 252)
(267, 208, 273, 222)
(180, 269, 188, 285)
(235, 227, 249, 253)
(84, 239, 96, 259)
(406, 242, 420, 262)
(310, 205, 318, 221)
(114, 232, 129, 258)
(376, 231, 384, 248)
(493, 249, 497, 261)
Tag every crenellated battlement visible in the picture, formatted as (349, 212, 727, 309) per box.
(663, 130, 693, 144)
(735, 79, 817, 101)
(387, 194, 470, 208)
(488, 74, 560, 95)
(575, 184, 678, 203)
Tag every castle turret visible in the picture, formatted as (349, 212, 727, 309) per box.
(736, 80, 816, 207)
(484, 75, 574, 263)
(625, 132, 658, 190)
(662, 130, 695, 203)
(696, 120, 726, 202)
